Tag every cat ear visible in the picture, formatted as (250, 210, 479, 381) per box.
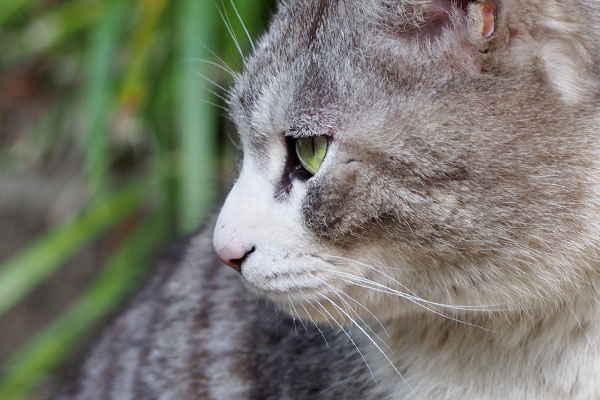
(462, 0, 597, 104)
(371, 0, 501, 53)
(454, 0, 597, 103)
(472, 0, 496, 39)
(426, 0, 499, 52)
(370, 0, 504, 76)
(374, 0, 598, 103)
(432, 0, 497, 40)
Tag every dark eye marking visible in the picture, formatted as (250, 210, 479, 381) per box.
(278, 136, 313, 197)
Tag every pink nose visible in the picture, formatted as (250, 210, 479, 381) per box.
(215, 245, 255, 272)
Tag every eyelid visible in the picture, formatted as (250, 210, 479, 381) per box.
(284, 129, 332, 140)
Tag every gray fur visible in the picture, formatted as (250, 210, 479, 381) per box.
(63, 0, 600, 398)
(58, 228, 380, 399)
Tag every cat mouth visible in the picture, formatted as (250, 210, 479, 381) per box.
(243, 276, 329, 299)
(242, 270, 356, 322)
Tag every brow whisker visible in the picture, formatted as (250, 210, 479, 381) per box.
(229, 0, 255, 51)
(179, 58, 238, 78)
(187, 33, 237, 77)
(190, 69, 232, 97)
(217, 1, 244, 60)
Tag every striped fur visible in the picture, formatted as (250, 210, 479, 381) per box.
(58, 226, 381, 399)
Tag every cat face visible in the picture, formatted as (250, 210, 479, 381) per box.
(213, 0, 600, 323)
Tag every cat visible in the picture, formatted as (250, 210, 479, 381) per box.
(59, 0, 600, 399)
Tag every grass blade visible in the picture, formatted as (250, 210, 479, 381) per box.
(1, 0, 105, 65)
(175, 0, 220, 234)
(0, 213, 167, 400)
(0, 182, 144, 318)
(82, 0, 128, 196)
(0, 0, 39, 28)
(118, 0, 170, 110)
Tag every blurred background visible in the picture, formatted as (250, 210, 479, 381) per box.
(0, 0, 275, 398)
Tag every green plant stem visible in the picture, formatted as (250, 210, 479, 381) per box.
(83, 0, 127, 196)
(175, 0, 220, 234)
(118, 0, 170, 109)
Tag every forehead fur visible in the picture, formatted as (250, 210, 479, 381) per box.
(230, 0, 600, 132)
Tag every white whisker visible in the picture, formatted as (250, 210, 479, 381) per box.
(315, 298, 377, 383)
(288, 297, 298, 335)
(289, 295, 309, 335)
(297, 293, 330, 348)
(335, 272, 493, 331)
(217, 2, 244, 59)
(324, 295, 415, 391)
(326, 281, 391, 339)
(229, 0, 255, 51)
(188, 79, 231, 105)
(190, 69, 232, 97)
(325, 255, 507, 311)
(187, 33, 237, 76)
(197, 98, 230, 113)
(312, 276, 391, 351)
(179, 58, 237, 78)
(307, 299, 336, 332)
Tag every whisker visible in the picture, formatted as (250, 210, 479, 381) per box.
(289, 295, 309, 335)
(312, 276, 391, 351)
(315, 297, 377, 383)
(307, 299, 336, 332)
(188, 79, 231, 105)
(325, 255, 507, 311)
(298, 293, 329, 348)
(339, 270, 505, 314)
(190, 69, 232, 97)
(335, 273, 492, 331)
(325, 296, 414, 393)
(325, 255, 426, 299)
(323, 254, 424, 271)
(229, 0, 255, 51)
(288, 297, 298, 335)
(188, 33, 237, 76)
(197, 98, 230, 114)
(216, 2, 244, 60)
(327, 282, 391, 340)
(178, 58, 237, 78)
(223, 124, 241, 150)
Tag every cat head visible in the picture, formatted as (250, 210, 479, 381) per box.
(213, 0, 600, 324)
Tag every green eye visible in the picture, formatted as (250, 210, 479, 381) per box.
(295, 135, 328, 175)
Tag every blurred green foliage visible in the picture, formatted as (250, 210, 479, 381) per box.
(0, 0, 274, 398)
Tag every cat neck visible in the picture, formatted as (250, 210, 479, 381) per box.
(363, 285, 600, 399)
